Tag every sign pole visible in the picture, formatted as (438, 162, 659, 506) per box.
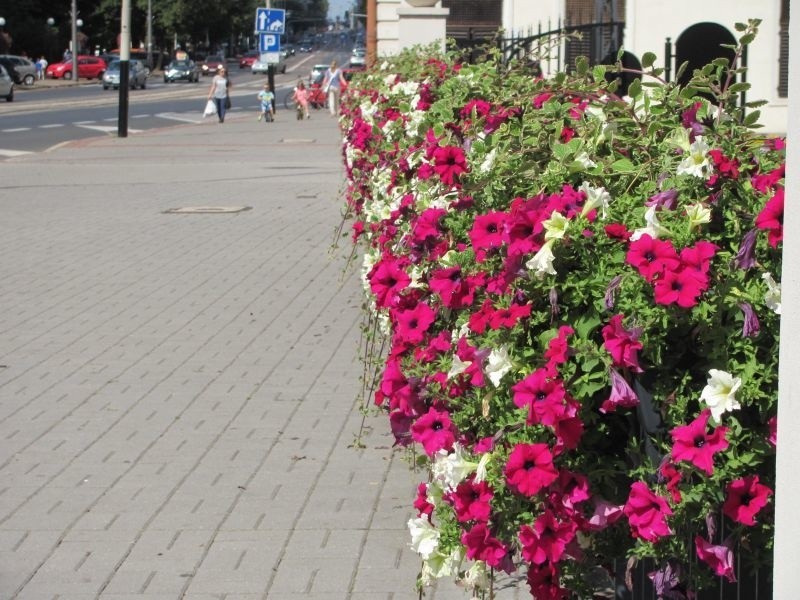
(266, 0, 275, 114)
(118, 0, 131, 137)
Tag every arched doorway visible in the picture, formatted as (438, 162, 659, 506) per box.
(675, 22, 736, 94)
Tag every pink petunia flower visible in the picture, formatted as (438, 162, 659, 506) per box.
(600, 368, 640, 414)
(526, 562, 569, 600)
(461, 522, 509, 568)
(410, 408, 458, 455)
(694, 535, 736, 582)
(392, 302, 436, 345)
(755, 188, 784, 248)
(450, 475, 494, 522)
(414, 482, 434, 519)
(469, 211, 509, 260)
(519, 510, 577, 565)
(653, 267, 706, 308)
(601, 314, 644, 373)
(623, 482, 673, 542)
(512, 369, 572, 427)
(626, 234, 681, 283)
(670, 409, 729, 475)
(432, 145, 468, 187)
(504, 443, 559, 497)
(722, 475, 772, 526)
(368, 257, 411, 308)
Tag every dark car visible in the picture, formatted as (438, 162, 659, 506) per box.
(164, 59, 200, 83)
(298, 38, 314, 53)
(201, 55, 225, 76)
(0, 55, 37, 86)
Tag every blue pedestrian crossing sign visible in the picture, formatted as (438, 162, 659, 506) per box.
(259, 33, 280, 54)
(255, 8, 286, 35)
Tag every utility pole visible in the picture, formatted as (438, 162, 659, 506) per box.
(118, 0, 131, 137)
(266, 0, 275, 114)
(71, 0, 78, 81)
(146, 0, 153, 71)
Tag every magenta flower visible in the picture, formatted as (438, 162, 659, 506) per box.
(670, 409, 728, 475)
(626, 234, 681, 283)
(694, 535, 736, 582)
(432, 145, 468, 186)
(410, 408, 457, 455)
(368, 257, 410, 308)
(519, 510, 577, 565)
(450, 475, 493, 522)
(469, 211, 509, 260)
(653, 267, 706, 308)
(414, 482, 434, 519)
(526, 562, 568, 600)
(722, 475, 772, 526)
(623, 482, 673, 542)
(601, 314, 644, 373)
(392, 302, 436, 345)
(461, 522, 509, 568)
(504, 443, 559, 497)
(755, 188, 784, 248)
(512, 369, 572, 427)
(428, 265, 481, 309)
(600, 368, 639, 414)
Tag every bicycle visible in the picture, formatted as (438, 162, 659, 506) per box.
(284, 83, 326, 112)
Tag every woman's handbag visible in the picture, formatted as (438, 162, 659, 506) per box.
(225, 95, 232, 110)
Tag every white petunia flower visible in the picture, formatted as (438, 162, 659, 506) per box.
(526, 240, 557, 278)
(700, 369, 742, 422)
(543, 211, 570, 241)
(420, 547, 464, 585)
(431, 443, 478, 490)
(460, 561, 489, 591)
(408, 517, 440, 559)
(474, 452, 492, 483)
(631, 205, 670, 241)
(677, 136, 712, 178)
(579, 182, 612, 219)
(479, 147, 498, 173)
(448, 354, 471, 380)
(485, 345, 512, 387)
(685, 202, 712, 230)
(763, 272, 782, 314)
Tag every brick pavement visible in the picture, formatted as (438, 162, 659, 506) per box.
(0, 109, 524, 600)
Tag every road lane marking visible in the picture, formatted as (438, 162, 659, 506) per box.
(2, 128, 31, 133)
(76, 124, 142, 134)
(39, 124, 64, 129)
(155, 112, 203, 124)
(0, 149, 33, 157)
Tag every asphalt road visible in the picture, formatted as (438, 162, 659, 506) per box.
(0, 50, 346, 157)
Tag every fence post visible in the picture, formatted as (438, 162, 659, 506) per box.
(664, 37, 672, 83)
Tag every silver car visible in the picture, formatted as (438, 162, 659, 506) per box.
(0, 64, 13, 101)
(102, 59, 148, 90)
(251, 53, 286, 75)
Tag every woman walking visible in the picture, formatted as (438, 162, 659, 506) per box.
(207, 65, 230, 123)
(321, 60, 346, 116)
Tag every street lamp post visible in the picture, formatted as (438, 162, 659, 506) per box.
(71, 0, 78, 81)
(0, 17, 7, 54)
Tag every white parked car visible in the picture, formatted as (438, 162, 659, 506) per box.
(0, 64, 14, 101)
(251, 53, 286, 75)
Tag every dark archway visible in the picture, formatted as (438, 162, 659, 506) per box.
(602, 50, 642, 97)
(675, 22, 736, 95)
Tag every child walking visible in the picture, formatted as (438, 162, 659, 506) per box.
(257, 83, 275, 122)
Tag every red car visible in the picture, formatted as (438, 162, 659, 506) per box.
(239, 51, 258, 69)
(200, 55, 225, 76)
(46, 55, 107, 80)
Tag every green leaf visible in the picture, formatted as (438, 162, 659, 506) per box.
(573, 313, 601, 339)
(727, 82, 751, 94)
(627, 78, 642, 98)
(712, 58, 730, 68)
(576, 56, 589, 76)
(593, 65, 607, 82)
(743, 110, 761, 127)
(611, 158, 636, 173)
(734, 22, 748, 32)
(641, 52, 657, 69)
(740, 32, 756, 45)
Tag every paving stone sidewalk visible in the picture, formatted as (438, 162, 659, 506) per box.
(0, 111, 524, 600)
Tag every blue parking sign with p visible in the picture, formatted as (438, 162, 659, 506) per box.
(259, 34, 280, 54)
(255, 8, 286, 35)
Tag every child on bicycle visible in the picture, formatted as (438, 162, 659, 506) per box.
(292, 81, 310, 120)
(257, 83, 275, 122)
